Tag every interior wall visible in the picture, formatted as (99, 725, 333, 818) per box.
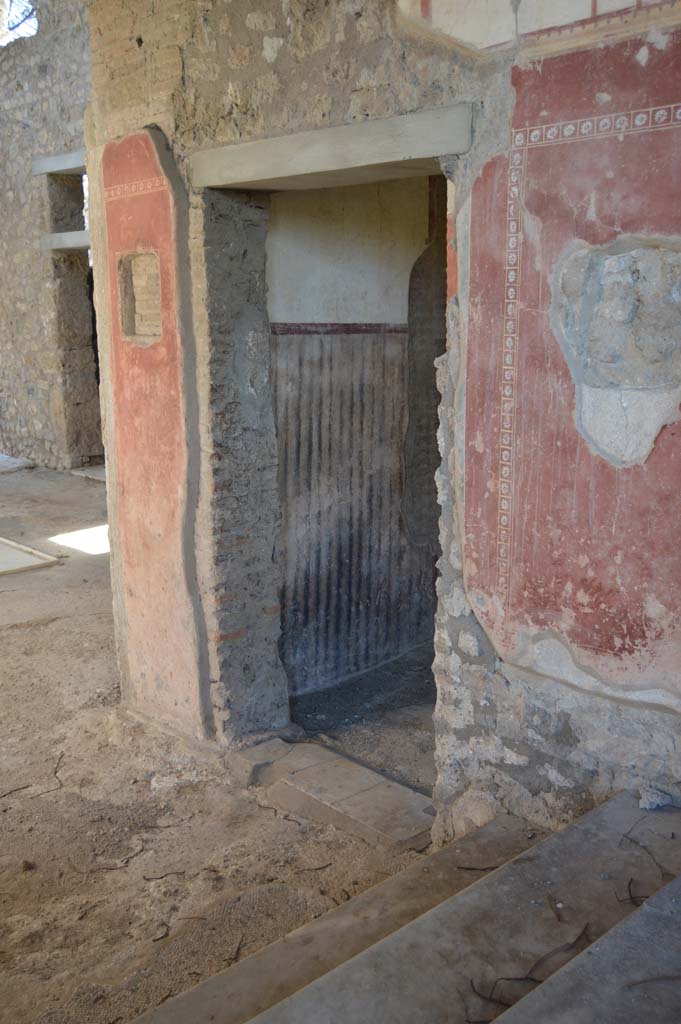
(268, 178, 445, 694)
(85, 0, 506, 743)
(434, 24, 681, 839)
(0, 0, 101, 468)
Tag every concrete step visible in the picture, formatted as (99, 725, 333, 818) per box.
(234, 738, 436, 851)
(131, 813, 544, 1024)
(496, 873, 681, 1023)
(246, 792, 681, 1023)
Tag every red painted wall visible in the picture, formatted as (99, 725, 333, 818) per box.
(464, 32, 681, 699)
(102, 132, 204, 732)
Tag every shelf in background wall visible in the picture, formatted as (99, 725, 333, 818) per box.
(32, 149, 86, 176)
(40, 230, 90, 252)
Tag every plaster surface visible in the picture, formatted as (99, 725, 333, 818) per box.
(267, 180, 429, 324)
(398, 0, 681, 52)
(463, 33, 681, 709)
(101, 130, 209, 737)
(432, 27, 681, 837)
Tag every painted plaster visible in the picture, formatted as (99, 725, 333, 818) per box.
(462, 31, 681, 712)
(266, 180, 429, 324)
(102, 130, 210, 737)
(398, 0, 681, 51)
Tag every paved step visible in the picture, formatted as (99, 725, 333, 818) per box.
(234, 738, 435, 851)
(247, 792, 681, 1024)
(496, 873, 681, 1023)
(132, 814, 544, 1024)
(0, 453, 33, 473)
(71, 463, 106, 483)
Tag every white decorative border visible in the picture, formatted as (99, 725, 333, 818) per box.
(104, 176, 167, 202)
(496, 101, 681, 626)
(495, 145, 526, 609)
(513, 103, 681, 149)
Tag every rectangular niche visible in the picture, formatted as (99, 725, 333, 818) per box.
(118, 251, 162, 345)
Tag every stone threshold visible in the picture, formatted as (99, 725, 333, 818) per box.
(233, 738, 435, 851)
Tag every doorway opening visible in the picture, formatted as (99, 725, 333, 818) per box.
(268, 175, 447, 792)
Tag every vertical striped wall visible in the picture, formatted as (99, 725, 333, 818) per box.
(272, 323, 439, 695)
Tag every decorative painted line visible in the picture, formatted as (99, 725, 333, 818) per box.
(498, 99, 681, 630)
(104, 177, 168, 202)
(495, 145, 526, 611)
(513, 103, 681, 149)
(270, 323, 408, 335)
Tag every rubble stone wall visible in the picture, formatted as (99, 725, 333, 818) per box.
(0, 0, 101, 468)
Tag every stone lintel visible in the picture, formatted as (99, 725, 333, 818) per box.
(32, 149, 87, 176)
(191, 105, 472, 191)
(40, 230, 90, 252)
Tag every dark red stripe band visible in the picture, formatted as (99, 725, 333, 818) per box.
(271, 322, 408, 336)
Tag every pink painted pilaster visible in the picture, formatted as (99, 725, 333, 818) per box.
(102, 130, 210, 736)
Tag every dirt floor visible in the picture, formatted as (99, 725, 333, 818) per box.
(0, 468, 428, 1024)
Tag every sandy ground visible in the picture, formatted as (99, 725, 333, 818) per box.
(0, 469, 425, 1024)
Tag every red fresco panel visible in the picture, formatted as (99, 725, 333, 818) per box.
(102, 132, 202, 730)
(464, 31, 681, 694)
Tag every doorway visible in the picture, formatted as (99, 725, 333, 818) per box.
(268, 175, 447, 791)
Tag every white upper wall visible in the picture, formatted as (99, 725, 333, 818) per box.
(266, 178, 430, 324)
(399, 0, 663, 50)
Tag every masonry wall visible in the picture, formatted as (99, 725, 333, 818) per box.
(0, 0, 101, 468)
(434, 23, 681, 839)
(85, 0, 499, 743)
(86, 0, 681, 830)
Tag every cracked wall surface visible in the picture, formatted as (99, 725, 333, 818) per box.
(0, 0, 101, 468)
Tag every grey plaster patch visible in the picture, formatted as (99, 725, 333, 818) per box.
(551, 237, 681, 467)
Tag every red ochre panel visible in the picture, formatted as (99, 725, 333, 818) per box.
(103, 131, 200, 729)
(464, 31, 681, 693)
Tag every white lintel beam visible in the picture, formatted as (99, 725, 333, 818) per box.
(32, 149, 87, 176)
(191, 104, 472, 191)
(40, 230, 90, 252)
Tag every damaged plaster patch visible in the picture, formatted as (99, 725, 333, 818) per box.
(458, 630, 480, 658)
(506, 630, 681, 715)
(636, 44, 649, 66)
(551, 237, 681, 467)
(262, 36, 284, 63)
(647, 27, 669, 50)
